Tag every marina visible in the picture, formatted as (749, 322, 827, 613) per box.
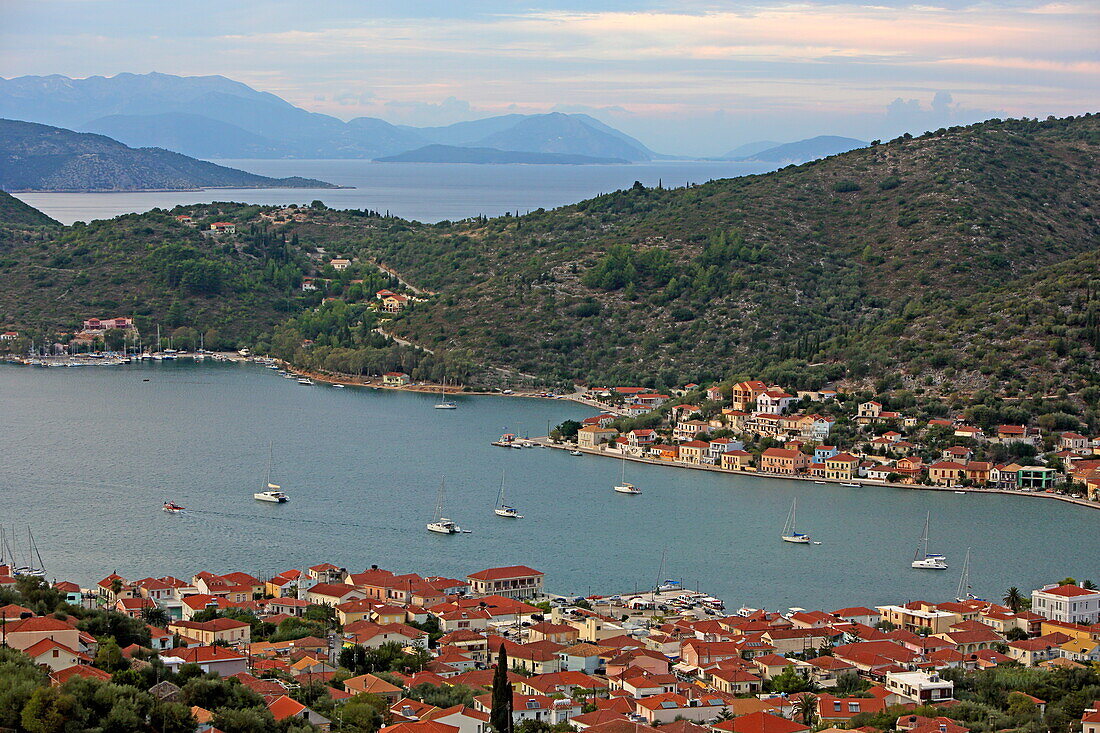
(0, 359, 1097, 609)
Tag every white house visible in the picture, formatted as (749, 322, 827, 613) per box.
(885, 671, 954, 704)
(1031, 584, 1100, 624)
(756, 389, 796, 415)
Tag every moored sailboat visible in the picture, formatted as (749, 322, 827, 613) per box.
(434, 379, 457, 409)
(781, 499, 814, 544)
(494, 471, 523, 518)
(427, 477, 467, 533)
(955, 548, 980, 601)
(614, 457, 641, 494)
(911, 511, 948, 569)
(254, 442, 289, 503)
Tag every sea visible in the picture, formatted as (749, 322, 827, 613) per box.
(12, 159, 779, 225)
(1, 360, 1096, 610)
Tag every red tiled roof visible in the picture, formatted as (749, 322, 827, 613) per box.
(714, 712, 810, 733)
(467, 565, 543, 581)
(1041, 585, 1096, 598)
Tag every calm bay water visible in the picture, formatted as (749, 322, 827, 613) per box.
(1, 361, 1097, 609)
(12, 159, 778, 226)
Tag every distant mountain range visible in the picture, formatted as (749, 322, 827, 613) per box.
(377, 145, 627, 165)
(0, 119, 336, 192)
(723, 140, 781, 158)
(0, 73, 659, 163)
(724, 135, 867, 163)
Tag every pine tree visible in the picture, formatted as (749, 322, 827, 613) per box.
(490, 644, 512, 733)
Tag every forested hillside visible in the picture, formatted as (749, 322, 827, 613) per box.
(1, 115, 1097, 396)
(366, 115, 1099, 391)
(0, 208, 314, 345)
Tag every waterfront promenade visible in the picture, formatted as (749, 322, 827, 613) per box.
(536, 437, 1100, 511)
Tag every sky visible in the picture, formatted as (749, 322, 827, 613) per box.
(2, 0, 1098, 156)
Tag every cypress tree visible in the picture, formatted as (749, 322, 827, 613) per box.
(490, 644, 512, 733)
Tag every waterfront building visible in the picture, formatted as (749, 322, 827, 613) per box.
(578, 425, 617, 449)
(1031, 584, 1100, 624)
(467, 566, 544, 600)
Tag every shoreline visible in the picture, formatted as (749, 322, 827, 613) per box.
(8, 356, 1096, 512)
(534, 438, 1100, 512)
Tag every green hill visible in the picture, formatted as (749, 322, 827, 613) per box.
(831, 248, 1100, 398)
(0, 190, 58, 229)
(0, 118, 336, 192)
(363, 115, 1099, 390)
(0, 206, 315, 344)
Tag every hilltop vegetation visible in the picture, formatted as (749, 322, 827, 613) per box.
(1, 115, 1097, 401)
(0, 207, 316, 346)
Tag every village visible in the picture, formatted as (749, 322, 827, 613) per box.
(0, 560, 1098, 732)
(546, 381, 1100, 507)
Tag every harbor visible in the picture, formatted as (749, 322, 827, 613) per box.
(0, 359, 1097, 610)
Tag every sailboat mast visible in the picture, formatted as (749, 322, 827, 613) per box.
(915, 511, 930, 561)
(31, 533, 44, 573)
(436, 477, 446, 520)
(956, 548, 972, 599)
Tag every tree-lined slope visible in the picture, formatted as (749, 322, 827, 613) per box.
(361, 116, 1098, 389)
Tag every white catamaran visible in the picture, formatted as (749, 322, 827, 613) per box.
(427, 477, 467, 533)
(254, 442, 290, 503)
(781, 499, 816, 544)
(494, 471, 523, 518)
(613, 457, 641, 494)
(911, 511, 948, 569)
(434, 379, 457, 409)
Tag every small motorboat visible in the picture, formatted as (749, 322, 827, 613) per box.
(570, 450, 582, 456)
(840, 482, 860, 487)
(297, 377, 313, 385)
(332, 383, 345, 388)
(163, 502, 185, 514)
(814, 480, 827, 484)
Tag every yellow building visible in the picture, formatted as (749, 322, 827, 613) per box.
(825, 453, 859, 480)
(721, 450, 754, 471)
(577, 425, 617, 449)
